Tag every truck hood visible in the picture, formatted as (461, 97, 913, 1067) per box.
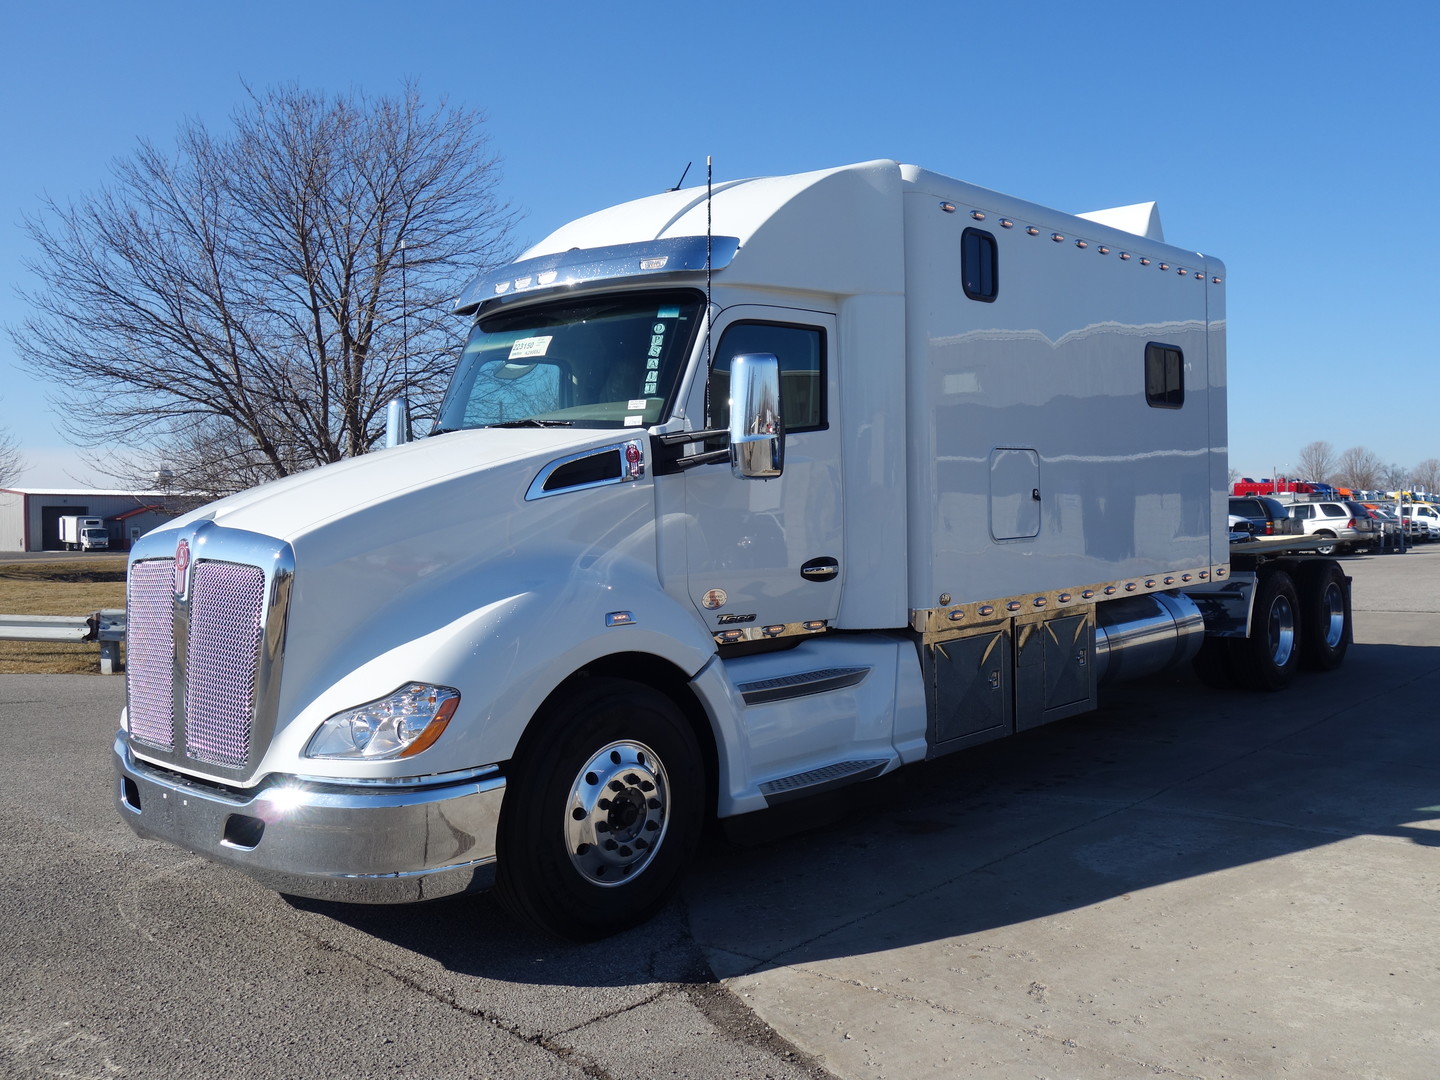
(159, 427, 627, 543)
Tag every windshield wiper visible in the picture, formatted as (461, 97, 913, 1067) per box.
(487, 418, 575, 428)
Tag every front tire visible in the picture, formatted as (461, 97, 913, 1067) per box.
(1312, 531, 1337, 556)
(495, 678, 705, 940)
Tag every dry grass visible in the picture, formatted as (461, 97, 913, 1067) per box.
(0, 558, 128, 675)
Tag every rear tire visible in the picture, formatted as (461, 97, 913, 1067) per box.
(1296, 561, 1350, 671)
(1227, 568, 1302, 692)
(1312, 531, 1337, 556)
(495, 678, 705, 940)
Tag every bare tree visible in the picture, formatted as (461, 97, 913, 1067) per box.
(1295, 440, 1336, 483)
(1334, 445, 1385, 490)
(1413, 458, 1440, 493)
(13, 83, 516, 492)
(0, 421, 25, 488)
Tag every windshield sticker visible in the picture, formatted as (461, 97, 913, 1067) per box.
(624, 415, 643, 427)
(656, 307, 680, 319)
(508, 335, 553, 360)
(628, 399, 647, 410)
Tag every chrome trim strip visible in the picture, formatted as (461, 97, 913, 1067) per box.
(713, 619, 829, 646)
(289, 764, 503, 789)
(910, 564, 1226, 639)
(455, 235, 742, 314)
(525, 440, 645, 501)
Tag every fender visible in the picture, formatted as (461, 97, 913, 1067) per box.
(265, 549, 723, 782)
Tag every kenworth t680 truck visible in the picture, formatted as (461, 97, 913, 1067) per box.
(115, 160, 1351, 938)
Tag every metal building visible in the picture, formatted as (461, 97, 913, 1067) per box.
(0, 488, 189, 552)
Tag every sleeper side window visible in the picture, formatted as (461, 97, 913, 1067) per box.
(708, 321, 826, 433)
(962, 227, 998, 302)
(1145, 342, 1184, 409)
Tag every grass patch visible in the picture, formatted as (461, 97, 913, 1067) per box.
(0, 558, 128, 675)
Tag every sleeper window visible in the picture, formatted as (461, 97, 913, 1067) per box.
(962, 228, 998, 302)
(1145, 342, 1184, 409)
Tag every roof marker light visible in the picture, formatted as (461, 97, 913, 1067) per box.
(940, 202, 957, 213)
(970, 210, 986, 220)
(1051, 233, 1065, 242)
(1159, 263, 1169, 271)
(1120, 252, 1132, 260)
(1098, 246, 1110, 254)
(1026, 226, 1040, 236)
(639, 256, 668, 270)
(1075, 239, 1088, 249)
(999, 219, 1014, 228)
(1140, 258, 1152, 266)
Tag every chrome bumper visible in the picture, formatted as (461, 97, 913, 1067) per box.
(114, 733, 505, 904)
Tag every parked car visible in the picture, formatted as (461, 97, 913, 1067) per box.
(1228, 514, 1258, 543)
(1285, 500, 1379, 555)
(1400, 503, 1440, 541)
(1228, 495, 1304, 538)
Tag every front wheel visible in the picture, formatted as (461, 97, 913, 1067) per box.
(1312, 531, 1337, 556)
(495, 678, 705, 940)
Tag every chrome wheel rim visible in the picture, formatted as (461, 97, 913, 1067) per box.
(565, 740, 669, 887)
(1269, 594, 1296, 667)
(1321, 581, 1345, 649)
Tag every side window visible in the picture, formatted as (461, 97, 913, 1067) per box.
(709, 321, 825, 432)
(962, 228, 998, 302)
(1145, 342, 1184, 409)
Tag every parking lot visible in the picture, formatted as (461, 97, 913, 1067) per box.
(1, 546, 1436, 1079)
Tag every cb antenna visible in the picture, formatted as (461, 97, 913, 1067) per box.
(704, 156, 714, 424)
(670, 161, 692, 191)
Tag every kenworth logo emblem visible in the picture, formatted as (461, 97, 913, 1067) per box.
(173, 537, 190, 598)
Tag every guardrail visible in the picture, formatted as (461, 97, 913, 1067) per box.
(0, 609, 126, 674)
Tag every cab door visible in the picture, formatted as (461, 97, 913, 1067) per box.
(680, 307, 843, 636)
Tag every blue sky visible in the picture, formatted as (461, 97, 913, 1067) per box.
(3, 0, 1437, 487)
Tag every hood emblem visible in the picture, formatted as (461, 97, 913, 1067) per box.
(173, 537, 191, 598)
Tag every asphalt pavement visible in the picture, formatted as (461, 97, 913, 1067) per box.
(2, 547, 1437, 1079)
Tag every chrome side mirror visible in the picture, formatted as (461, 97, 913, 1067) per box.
(728, 353, 784, 479)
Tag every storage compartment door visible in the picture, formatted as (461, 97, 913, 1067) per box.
(990, 447, 1040, 540)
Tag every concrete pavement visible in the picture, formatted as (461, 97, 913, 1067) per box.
(684, 548, 1440, 1079)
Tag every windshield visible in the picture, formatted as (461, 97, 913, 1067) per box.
(435, 289, 704, 432)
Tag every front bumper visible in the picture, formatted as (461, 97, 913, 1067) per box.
(114, 733, 505, 903)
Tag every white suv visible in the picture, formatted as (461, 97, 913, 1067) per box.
(1285, 500, 1378, 554)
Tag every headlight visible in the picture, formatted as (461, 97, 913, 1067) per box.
(304, 683, 460, 760)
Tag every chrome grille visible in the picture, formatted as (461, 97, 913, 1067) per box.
(126, 559, 176, 750)
(184, 562, 266, 768)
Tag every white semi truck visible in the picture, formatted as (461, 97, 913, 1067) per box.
(115, 161, 1352, 938)
(58, 515, 109, 551)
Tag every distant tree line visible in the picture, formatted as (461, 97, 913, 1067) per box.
(12, 82, 516, 499)
(1292, 440, 1440, 493)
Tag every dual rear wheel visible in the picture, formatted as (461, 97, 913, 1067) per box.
(1193, 561, 1350, 692)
